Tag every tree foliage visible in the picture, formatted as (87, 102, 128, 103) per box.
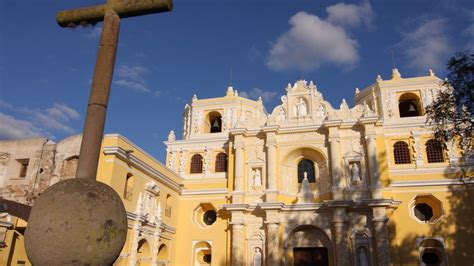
(426, 51, 473, 158)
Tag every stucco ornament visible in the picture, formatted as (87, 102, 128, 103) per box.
(167, 130, 176, 142)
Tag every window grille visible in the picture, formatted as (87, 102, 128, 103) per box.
(190, 154, 203, 173)
(215, 153, 228, 172)
(393, 141, 411, 164)
(425, 140, 445, 163)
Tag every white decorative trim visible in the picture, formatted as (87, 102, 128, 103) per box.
(389, 166, 460, 175)
(181, 189, 229, 196)
(389, 178, 474, 187)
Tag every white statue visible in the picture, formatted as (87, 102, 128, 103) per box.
(253, 247, 262, 266)
(297, 98, 307, 116)
(351, 163, 361, 182)
(340, 99, 349, 110)
(358, 246, 369, 266)
(279, 108, 286, 121)
(363, 102, 372, 117)
(318, 104, 325, 117)
(253, 169, 262, 187)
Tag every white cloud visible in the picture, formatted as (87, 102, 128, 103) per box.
(327, 1, 374, 29)
(114, 64, 152, 93)
(266, 11, 359, 71)
(0, 100, 80, 137)
(83, 26, 102, 39)
(239, 88, 278, 102)
(398, 19, 452, 72)
(0, 113, 43, 140)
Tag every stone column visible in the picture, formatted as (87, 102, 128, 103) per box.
(231, 223, 245, 265)
(266, 141, 277, 201)
(332, 208, 350, 266)
(234, 142, 244, 192)
(151, 230, 162, 266)
(128, 222, 140, 266)
(365, 134, 380, 198)
(265, 222, 280, 266)
(329, 138, 343, 199)
(373, 207, 391, 266)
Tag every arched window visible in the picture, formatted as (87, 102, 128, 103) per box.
(124, 173, 134, 200)
(190, 154, 203, 173)
(215, 153, 228, 172)
(298, 159, 316, 183)
(165, 194, 172, 217)
(399, 93, 422, 117)
(137, 239, 151, 264)
(425, 139, 445, 163)
(419, 239, 447, 266)
(208, 112, 222, 133)
(393, 141, 411, 164)
(157, 244, 169, 262)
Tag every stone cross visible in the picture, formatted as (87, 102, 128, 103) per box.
(24, 2, 173, 265)
(56, 0, 173, 180)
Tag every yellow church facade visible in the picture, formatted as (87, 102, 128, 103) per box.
(1, 69, 473, 265)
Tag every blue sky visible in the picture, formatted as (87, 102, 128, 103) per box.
(0, 0, 473, 161)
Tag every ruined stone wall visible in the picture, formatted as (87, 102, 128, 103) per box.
(0, 135, 81, 205)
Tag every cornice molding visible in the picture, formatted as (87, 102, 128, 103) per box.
(103, 146, 182, 193)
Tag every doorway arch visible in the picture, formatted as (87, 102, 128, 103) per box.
(284, 225, 334, 266)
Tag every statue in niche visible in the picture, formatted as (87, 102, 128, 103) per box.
(279, 108, 286, 121)
(253, 169, 262, 187)
(357, 246, 369, 266)
(351, 163, 361, 182)
(297, 98, 307, 116)
(253, 247, 262, 266)
(318, 104, 325, 117)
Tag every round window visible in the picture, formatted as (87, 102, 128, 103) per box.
(414, 203, 433, 222)
(203, 210, 217, 225)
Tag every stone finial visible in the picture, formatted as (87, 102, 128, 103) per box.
(168, 130, 176, 142)
(226, 86, 234, 96)
(257, 96, 263, 103)
(309, 80, 316, 90)
(286, 83, 292, 92)
(235, 89, 239, 96)
(376, 75, 383, 82)
(355, 88, 360, 94)
(192, 94, 198, 102)
(391, 68, 402, 79)
(428, 69, 435, 76)
(297, 172, 314, 203)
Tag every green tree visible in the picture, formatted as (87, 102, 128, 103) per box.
(426, 51, 473, 159)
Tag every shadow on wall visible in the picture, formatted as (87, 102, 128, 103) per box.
(390, 165, 474, 265)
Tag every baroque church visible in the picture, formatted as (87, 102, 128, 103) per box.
(1, 68, 473, 265)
